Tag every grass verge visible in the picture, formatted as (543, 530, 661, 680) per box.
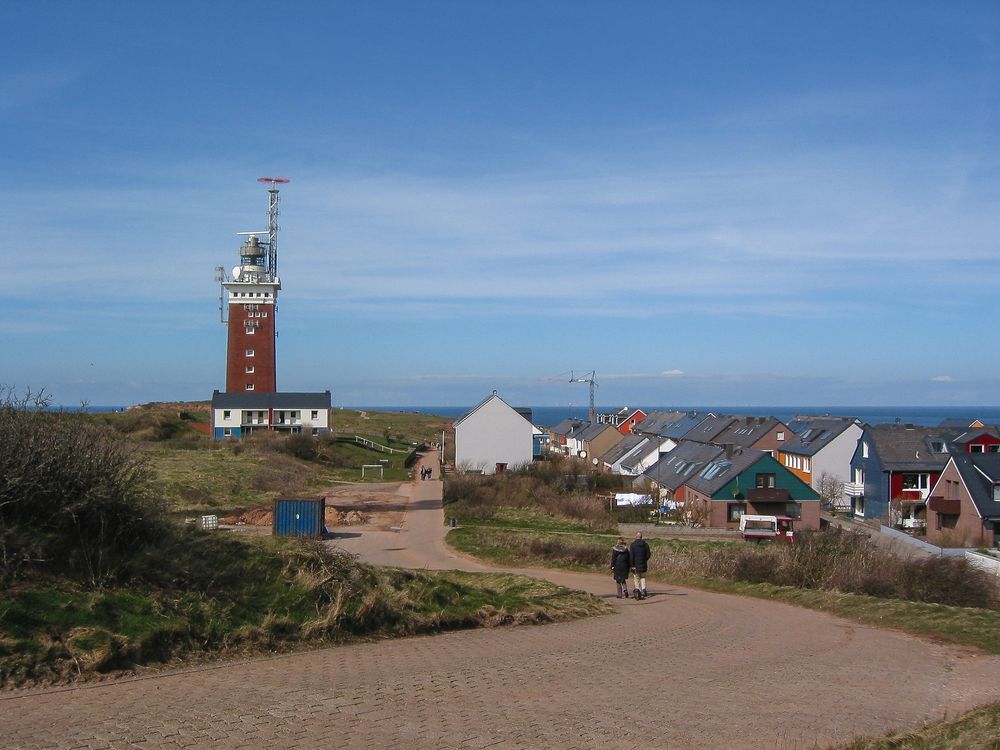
(836, 701, 1000, 749)
(447, 526, 1000, 654)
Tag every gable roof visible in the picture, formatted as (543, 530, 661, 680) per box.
(681, 414, 736, 443)
(577, 422, 616, 442)
(865, 424, 959, 471)
(948, 453, 1000, 519)
(952, 427, 1000, 445)
(601, 433, 648, 465)
(642, 442, 725, 492)
(620, 437, 669, 473)
(454, 391, 532, 429)
(781, 417, 860, 456)
(211, 390, 332, 409)
(660, 412, 713, 440)
(634, 410, 686, 436)
(549, 418, 587, 436)
(682, 447, 766, 497)
(713, 416, 783, 449)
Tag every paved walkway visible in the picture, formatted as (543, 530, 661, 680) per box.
(4, 455, 1000, 749)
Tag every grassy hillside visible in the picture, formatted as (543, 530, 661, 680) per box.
(76, 406, 452, 516)
(0, 399, 607, 689)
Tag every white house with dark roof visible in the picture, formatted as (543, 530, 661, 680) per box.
(454, 391, 535, 474)
(211, 390, 332, 439)
(778, 417, 864, 508)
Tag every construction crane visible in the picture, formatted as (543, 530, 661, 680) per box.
(569, 370, 598, 423)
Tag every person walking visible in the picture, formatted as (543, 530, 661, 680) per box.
(610, 537, 631, 599)
(628, 531, 652, 599)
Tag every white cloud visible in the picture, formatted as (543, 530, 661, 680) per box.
(661, 369, 686, 377)
(931, 375, 956, 383)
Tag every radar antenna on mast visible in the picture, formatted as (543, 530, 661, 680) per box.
(257, 177, 289, 281)
(569, 370, 598, 423)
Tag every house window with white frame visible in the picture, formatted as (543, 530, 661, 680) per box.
(246, 348, 255, 357)
(246, 383, 254, 391)
(901, 473, 929, 490)
(245, 365, 254, 373)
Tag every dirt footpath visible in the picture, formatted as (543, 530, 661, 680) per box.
(5, 454, 1000, 749)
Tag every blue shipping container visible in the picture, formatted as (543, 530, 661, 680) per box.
(273, 497, 325, 538)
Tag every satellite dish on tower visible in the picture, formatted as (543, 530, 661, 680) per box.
(257, 177, 290, 185)
(232, 266, 242, 280)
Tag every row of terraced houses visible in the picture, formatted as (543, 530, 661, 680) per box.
(453, 393, 1000, 548)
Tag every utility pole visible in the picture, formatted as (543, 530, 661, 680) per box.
(569, 370, 598, 423)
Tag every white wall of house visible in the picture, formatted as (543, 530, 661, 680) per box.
(455, 393, 534, 473)
(212, 406, 331, 431)
(814, 422, 864, 492)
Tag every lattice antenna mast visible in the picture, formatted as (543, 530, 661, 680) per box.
(257, 177, 289, 281)
(214, 266, 227, 324)
(569, 370, 598, 423)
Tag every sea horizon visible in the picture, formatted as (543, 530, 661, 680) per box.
(346, 404, 1000, 429)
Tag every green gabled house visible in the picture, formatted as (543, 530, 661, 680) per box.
(677, 447, 821, 530)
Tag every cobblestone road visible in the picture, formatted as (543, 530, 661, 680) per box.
(4, 458, 1000, 749)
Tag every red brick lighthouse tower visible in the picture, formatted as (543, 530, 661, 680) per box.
(221, 178, 288, 393)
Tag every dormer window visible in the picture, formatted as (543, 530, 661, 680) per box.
(930, 441, 946, 454)
(994, 484, 1000, 502)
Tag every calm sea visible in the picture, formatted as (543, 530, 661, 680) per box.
(352, 405, 1000, 429)
(75, 404, 1000, 430)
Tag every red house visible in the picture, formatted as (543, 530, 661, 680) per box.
(952, 428, 1000, 454)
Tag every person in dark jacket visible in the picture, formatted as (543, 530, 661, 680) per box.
(628, 531, 652, 599)
(610, 537, 631, 598)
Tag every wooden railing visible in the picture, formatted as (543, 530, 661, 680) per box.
(346, 435, 407, 454)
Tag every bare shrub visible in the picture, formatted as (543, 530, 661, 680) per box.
(249, 453, 310, 494)
(648, 528, 999, 610)
(896, 556, 999, 609)
(0, 386, 163, 588)
(443, 458, 617, 529)
(283, 434, 318, 461)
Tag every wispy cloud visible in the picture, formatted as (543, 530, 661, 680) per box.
(931, 375, 956, 383)
(0, 65, 81, 114)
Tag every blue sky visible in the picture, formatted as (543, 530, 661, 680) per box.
(4, 2, 999, 408)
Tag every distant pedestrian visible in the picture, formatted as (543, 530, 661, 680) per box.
(610, 537, 631, 599)
(629, 531, 651, 600)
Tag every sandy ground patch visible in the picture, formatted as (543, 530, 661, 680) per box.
(220, 481, 410, 531)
